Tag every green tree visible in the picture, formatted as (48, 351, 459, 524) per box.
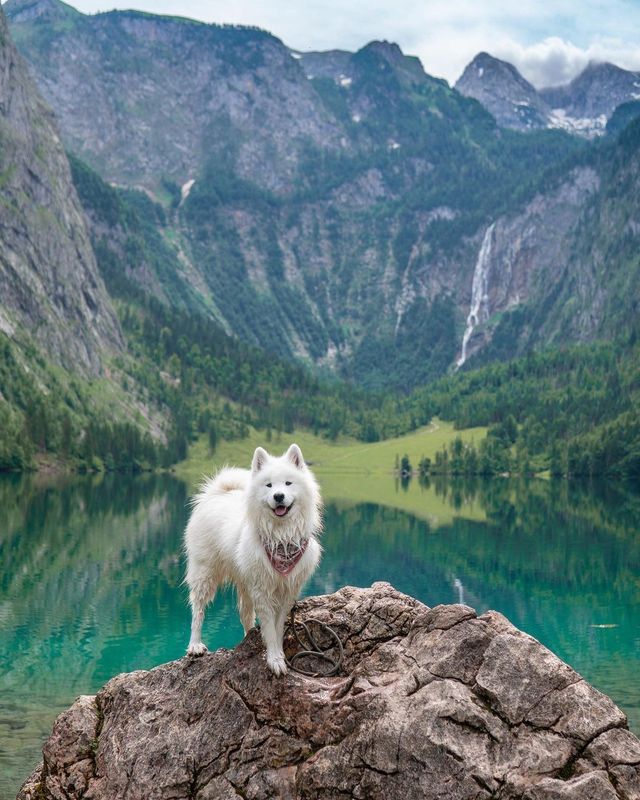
(208, 421, 218, 453)
(418, 455, 431, 477)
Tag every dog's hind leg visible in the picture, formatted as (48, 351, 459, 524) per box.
(237, 589, 255, 636)
(187, 575, 216, 656)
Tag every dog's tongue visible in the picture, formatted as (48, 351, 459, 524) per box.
(274, 505, 288, 516)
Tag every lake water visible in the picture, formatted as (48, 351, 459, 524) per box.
(1, 472, 639, 798)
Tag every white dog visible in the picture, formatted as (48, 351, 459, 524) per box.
(184, 443, 322, 675)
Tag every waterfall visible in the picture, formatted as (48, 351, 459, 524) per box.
(456, 223, 495, 368)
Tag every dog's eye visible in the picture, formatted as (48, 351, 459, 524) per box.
(285, 481, 292, 486)
(266, 483, 272, 488)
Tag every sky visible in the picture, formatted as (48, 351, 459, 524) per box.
(67, 0, 640, 88)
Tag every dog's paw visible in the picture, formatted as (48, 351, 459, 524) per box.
(187, 642, 208, 656)
(267, 652, 288, 676)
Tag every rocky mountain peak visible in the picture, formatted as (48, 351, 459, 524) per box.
(582, 60, 631, 79)
(361, 39, 405, 65)
(456, 51, 550, 130)
(354, 39, 428, 84)
(3, 0, 78, 24)
(541, 60, 640, 132)
(462, 51, 522, 82)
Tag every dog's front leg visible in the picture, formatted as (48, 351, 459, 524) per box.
(275, 604, 290, 647)
(258, 604, 287, 675)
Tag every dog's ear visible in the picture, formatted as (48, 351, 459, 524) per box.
(285, 443, 305, 469)
(252, 446, 269, 474)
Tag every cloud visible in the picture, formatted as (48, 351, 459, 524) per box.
(492, 36, 640, 87)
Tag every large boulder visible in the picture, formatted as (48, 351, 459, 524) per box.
(18, 583, 640, 799)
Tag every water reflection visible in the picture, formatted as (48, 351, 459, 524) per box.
(0, 473, 639, 798)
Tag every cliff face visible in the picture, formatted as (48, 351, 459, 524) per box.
(5, 0, 343, 192)
(18, 583, 640, 800)
(460, 121, 640, 365)
(0, 5, 121, 374)
(454, 167, 601, 366)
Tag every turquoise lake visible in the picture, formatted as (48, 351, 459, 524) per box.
(1, 473, 639, 798)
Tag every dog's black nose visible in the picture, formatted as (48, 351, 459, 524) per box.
(273, 492, 285, 503)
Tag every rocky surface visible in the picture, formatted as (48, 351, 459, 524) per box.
(18, 583, 640, 800)
(0, 4, 121, 373)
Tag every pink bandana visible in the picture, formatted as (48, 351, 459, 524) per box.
(264, 539, 309, 575)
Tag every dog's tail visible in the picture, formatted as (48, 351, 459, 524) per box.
(192, 466, 248, 504)
(213, 466, 248, 493)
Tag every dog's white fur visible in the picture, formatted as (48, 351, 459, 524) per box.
(184, 443, 322, 675)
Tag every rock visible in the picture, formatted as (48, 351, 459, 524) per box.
(18, 583, 640, 800)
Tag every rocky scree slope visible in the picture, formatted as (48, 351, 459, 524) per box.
(0, 4, 121, 374)
(18, 583, 640, 800)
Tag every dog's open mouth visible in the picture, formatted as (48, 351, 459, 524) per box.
(273, 503, 291, 517)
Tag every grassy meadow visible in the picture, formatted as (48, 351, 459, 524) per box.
(176, 419, 488, 526)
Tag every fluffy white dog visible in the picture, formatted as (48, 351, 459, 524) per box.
(184, 443, 322, 675)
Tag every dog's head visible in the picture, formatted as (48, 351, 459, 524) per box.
(249, 443, 321, 531)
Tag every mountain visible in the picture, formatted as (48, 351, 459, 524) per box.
(456, 53, 640, 138)
(540, 62, 640, 128)
(0, 2, 121, 374)
(455, 52, 551, 131)
(2, 0, 640, 476)
(6, 0, 588, 389)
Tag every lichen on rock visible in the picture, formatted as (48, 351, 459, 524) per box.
(18, 583, 640, 799)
